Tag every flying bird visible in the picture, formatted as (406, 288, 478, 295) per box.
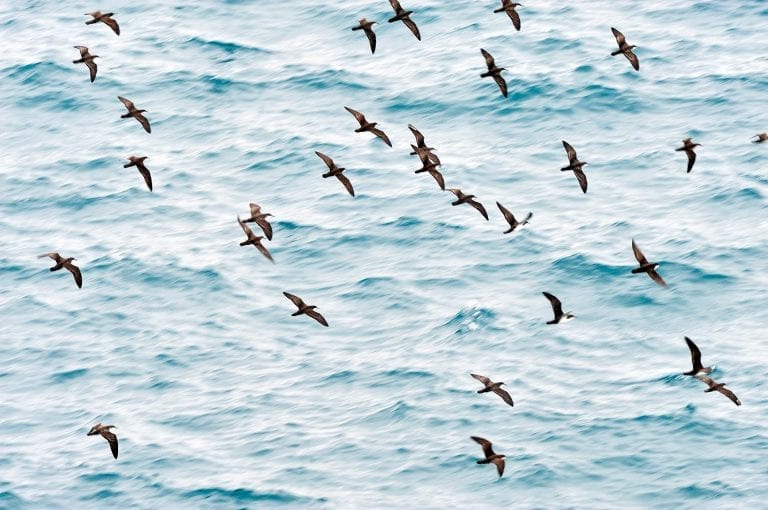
(118, 96, 151, 133)
(683, 336, 712, 376)
(560, 141, 588, 193)
(675, 138, 700, 173)
(610, 27, 639, 71)
(352, 18, 377, 54)
(283, 292, 329, 327)
(344, 106, 392, 147)
(85, 11, 120, 35)
(387, 0, 421, 40)
(72, 46, 98, 82)
(123, 156, 153, 191)
(696, 376, 741, 406)
(493, 0, 522, 31)
(242, 203, 273, 240)
(496, 202, 531, 233)
(408, 124, 440, 165)
(542, 292, 574, 324)
(447, 188, 488, 220)
(470, 436, 505, 478)
(752, 133, 767, 143)
(38, 252, 82, 288)
(87, 423, 118, 459)
(631, 239, 666, 287)
(480, 49, 508, 98)
(471, 374, 514, 407)
(316, 151, 355, 197)
(414, 159, 445, 190)
(237, 217, 274, 262)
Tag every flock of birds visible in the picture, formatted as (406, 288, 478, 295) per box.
(35, 3, 764, 478)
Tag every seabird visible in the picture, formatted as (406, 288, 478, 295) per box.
(237, 217, 274, 262)
(447, 188, 488, 220)
(751, 133, 767, 143)
(683, 336, 712, 376)
(496, 202, 532, 233)
(87, 423, 118, 459)
(72, 46, 98, 83)
(470, 436, 505, 478)
(344, 107, 392, 147)
(316, 151, 355, 197)
(610, 27, 639, 71)
(631, 239, 666, 287)
(542, 292, 574, 324)
(470, 374, 514, 407)
(283, 292, 329, 327)
(493, 0, 522, 31)
(123, 156, 153, 191)
(38, 252, 82, 288)
(242, 203, 273, 240)
(414, 159, 445, 190)
(118, 96, 151, 134)
(408, 124, 440, 165)
(696, 375, 741, 406)
(560, 141, 588, 193)
(85, 11, 120, 36)
(675, 138, 700, 173)
(387, 0, 421, 41)
(352, 18, 377, 54)
(480, 49, 508, 98)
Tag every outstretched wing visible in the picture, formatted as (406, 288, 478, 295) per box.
(134, 113, 151, 133)
(389, 0, 403, 12)
(255, 240, 274, 263)
(480, 48, 496, 69)
(716, 386, 741, 406)
(306, 308, 329, 327)
(493, 387, 514, 407)
(611, 27, 626, 47)
(685, 337, 703, 372)
(136, 162, 153, 191)
(85, 59, 98, 82)
(624, 49, 639, 71)
(470, 373, 491, 385)
(631, 239, 649, 265)
(364, 27, 376, 54)
(102, 16, 120, 36)
(491, 457, 505, 477)
(573, 168, 588, 193)
(402, 17, 421, 40)
(101, 430, 118, 459)
(117, 96, 134, 110)
(65, 263, 83, 288)
(283, 291, 305, 309)
(496, 202, 517, 228)
(39, 252, 62, 262)
(562, 140, 578, 163)
(370, 127, 392, 147)
(493, 75, 508, 98)
(336, 172, 355, 197)
(507, 7, 521, 31)
(542, 292, 563, 318)
(647, 268, 667, 287)
(427, 169, 445, 190)
(685, 149, 696, 173)
(468, 199, 489, 220)
(344, 106, 366, 125)
(408, 124, 426, 147)
(315, 151, 335, 170)
(238, 216, 255, 237)
(470, 436, 496, 458)
(255, 218, 273, 241)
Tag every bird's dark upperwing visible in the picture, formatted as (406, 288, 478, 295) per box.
(283, 291, 305, 309)
(562, 140, 578, 164)
(315, 151, 336, 170)
(470, 436, 496, 458)
(542, 292, 563, 318)
(493, 387, 514, 407)
(496, 202, 517, 227)
(685, 149, 696, 173)
(631, 240, 649, 266)
(471, 373, 491, 385)
(336, 172, 355, 197)
(573, 168, 588, 193)
(611, 27, 626, 47)
(344, 106, 367, 125)
(493, 75, 508, 98)
(468, 199, 489, 220)
(480, 49, 496, 70)
(306, 308, 329, 327)
(370, 127, 392, 147)
(685, 336, 704, 372)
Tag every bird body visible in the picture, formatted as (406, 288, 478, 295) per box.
(242, 203, 274, 240)
(675, 138, 700, 173)
(344, 107, 392, 147)
(480, 49, 508, 97)
(87, 423, 118, 459)
(447, 188, 488, 220)
(471, 436, 506, 477)
(85, 11, 120, 35)
(352, 18, 377, 54)
(560, 141, 588, 193)
(72, 46, 99, 82)
(471, 374, 514, 406)
(683, 337, 712, 376)
(496, 202, 531, 233)
(283, 292, 329, 327)
(631, 239, 667, 287)
(696, 376, 741, 406)
(543, 292, 574, 324)
(753, 133, 767, 143)
(493, 0, 522, 31)
(237, 217, 274, 262)
(610, 27, 639, 71)
(387, 0, 421, 40)
(123, 156, 153, 191)
(316, 151, 355, 196)
(118, 96, 151, 133)
(39, 252, 82, 288)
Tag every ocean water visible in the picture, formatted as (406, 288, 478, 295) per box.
(1, 0, 767, 507)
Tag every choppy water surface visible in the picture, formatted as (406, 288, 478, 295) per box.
(1, 0, 767, 508)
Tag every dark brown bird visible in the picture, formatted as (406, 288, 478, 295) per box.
(118, 96, 151, 134)
(696, 376, 741, 406)
(87, 423, 118, 459)
(316, 151, 355, 197)
(72, 46, 98, 83)
(496, 202, 532, 233)
(344, 106, 392, 147)
(493, 0, 522, 31)
(123, 156, 153, 191)
(237, 217, 274, 262)
(387, 0, 421, 41)
(631, 239, 666, 287)
(560, 140, 588, 193)
(38, 252, 82, 288)
(242, 203, 273, 240)
(480, 49, 508, 98)
(283, 292, 329, 327)
(408, 124, 440, 165)
(543, 292, 574, 324)
(352, 18, 377, 54)
(610, 27, 639, 71)
(414, 159, 445, 190)
(447, 188, 488, 220)
(675, 138, 700, 173)
(85, 11, 120, 36)
(683, 336, 712, 376)
(471, 374, 514, 407)
(752, 133, 768, 143)
(470, 436, 505, 478)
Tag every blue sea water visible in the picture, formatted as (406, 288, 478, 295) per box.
(1, 0, 767, 507)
